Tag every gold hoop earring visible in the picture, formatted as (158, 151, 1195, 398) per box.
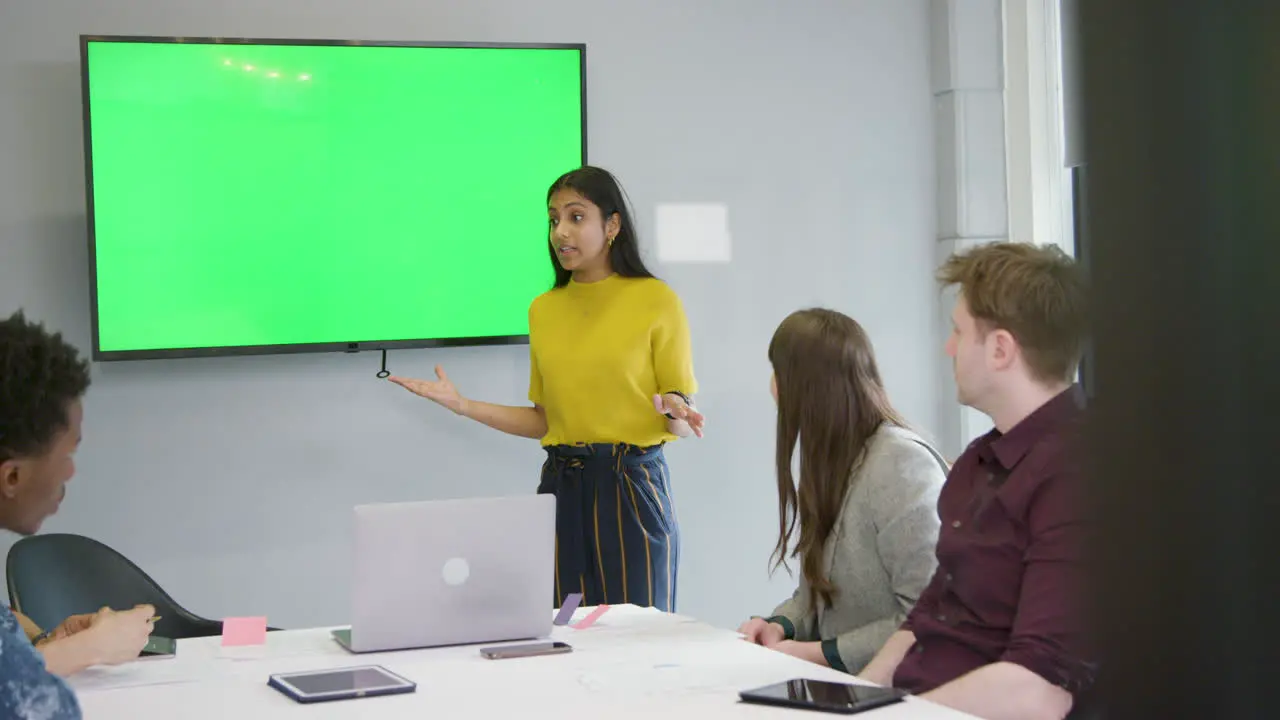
(608, 236, 615, 247)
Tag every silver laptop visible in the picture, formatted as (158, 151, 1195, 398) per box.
(332, 494, 555, 653)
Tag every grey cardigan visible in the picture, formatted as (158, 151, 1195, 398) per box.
(767, 424, 946, 673)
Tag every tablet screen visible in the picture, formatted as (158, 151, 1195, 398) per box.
(279, 667, 410, 696)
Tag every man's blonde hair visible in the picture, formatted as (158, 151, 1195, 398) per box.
(938, 242, 1088, 384)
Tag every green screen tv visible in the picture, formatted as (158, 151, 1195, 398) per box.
(80, 36, 586, 361)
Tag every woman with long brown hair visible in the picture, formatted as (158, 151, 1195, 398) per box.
(738, 308, 947, 674)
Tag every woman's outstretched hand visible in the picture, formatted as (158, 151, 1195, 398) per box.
(655, 393, 705, 438)
(389, 365, 467, 415)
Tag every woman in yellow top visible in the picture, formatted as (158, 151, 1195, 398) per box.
(390, 166, 704, 612)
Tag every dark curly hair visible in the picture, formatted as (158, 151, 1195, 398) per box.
(0, 311, 90, 464)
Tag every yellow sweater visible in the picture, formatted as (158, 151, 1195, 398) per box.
(528, 274, 698, 447)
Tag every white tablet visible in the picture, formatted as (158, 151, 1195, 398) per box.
(268, 665, 416, 704)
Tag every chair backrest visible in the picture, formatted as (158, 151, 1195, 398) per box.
(912, 438, 954, 473)
(6, 533, 222, 639)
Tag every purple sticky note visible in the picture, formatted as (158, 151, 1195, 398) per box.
(554, 593, 583, 626)
(570, 604, 610, 630)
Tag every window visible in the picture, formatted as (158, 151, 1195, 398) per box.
(1003, 0, 1074, 255)
(1005, 0, 1091, 395)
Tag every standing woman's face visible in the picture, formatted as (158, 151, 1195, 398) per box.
(548, 189, 618, 278)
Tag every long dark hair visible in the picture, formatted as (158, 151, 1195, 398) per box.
(546, 166, 656, 288)
(768, 308, 908, 610)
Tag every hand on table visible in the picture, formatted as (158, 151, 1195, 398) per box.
(773, 640, 827, 666)
(738, 617, 786, 647)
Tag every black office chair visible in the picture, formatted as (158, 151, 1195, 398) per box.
(7, 533, 229, 639)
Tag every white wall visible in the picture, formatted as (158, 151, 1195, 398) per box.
(928, 0, 1075, 455)
(931, 0, 1006, 453)
(0, 0, 940, 631)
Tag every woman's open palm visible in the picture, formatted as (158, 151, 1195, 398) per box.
(389, 365, 465, 414)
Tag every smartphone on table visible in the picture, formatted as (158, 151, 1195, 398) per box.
(139, 635, 177, 659)
(479, 641, 573, 660)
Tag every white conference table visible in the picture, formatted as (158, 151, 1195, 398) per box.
(72, 605, 978, 719)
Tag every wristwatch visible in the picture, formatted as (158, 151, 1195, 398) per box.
(662, 390, 693, 419)
(31, 629, 52, 647)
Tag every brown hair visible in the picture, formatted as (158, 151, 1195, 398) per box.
(768, 308, 908, 610)
(937, 242, 1088, 384)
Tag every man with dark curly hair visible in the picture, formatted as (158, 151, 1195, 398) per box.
(0, 310, 156, 718)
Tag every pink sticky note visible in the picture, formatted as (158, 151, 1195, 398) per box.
(221, 616, 268, 646)
(570, 605, 610, 630)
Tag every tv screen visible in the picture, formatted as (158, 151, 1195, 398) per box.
(80, 36, 586, 360)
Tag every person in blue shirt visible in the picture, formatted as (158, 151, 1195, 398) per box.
(0, 311, 156, 718)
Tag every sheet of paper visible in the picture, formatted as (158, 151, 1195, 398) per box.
(655, 202, 732, 263)
(67, 659, 214, 693)
(575, 647, 797, 698)
(172, 628, 332, 663)
(221, 617, 267, 646)
(571, 635, 873, 701)
(556, 607, 736, 642)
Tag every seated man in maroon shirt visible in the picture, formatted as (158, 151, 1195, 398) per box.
(858, 242, 1093, 720)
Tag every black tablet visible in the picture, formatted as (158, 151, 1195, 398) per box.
(268, 665, 416, 704)
(740, 679, 907, 714)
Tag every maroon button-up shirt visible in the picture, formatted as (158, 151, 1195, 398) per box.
(893, 386, 1095, 698)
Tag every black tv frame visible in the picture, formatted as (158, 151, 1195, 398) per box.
(79, 34, 588, 362)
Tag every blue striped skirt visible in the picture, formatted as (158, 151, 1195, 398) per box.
(538, 443, 679, 612)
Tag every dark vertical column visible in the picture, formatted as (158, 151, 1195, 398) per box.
(1070, 164, 1092, 398)
(1078, 1, 1280, 718)
(1059, 0, 1092, 397)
